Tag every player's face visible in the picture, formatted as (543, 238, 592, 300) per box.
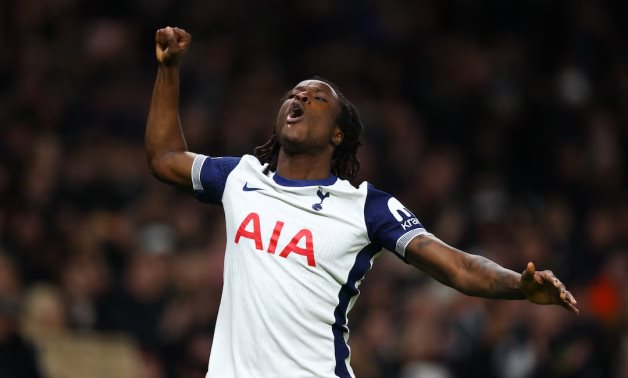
(276, 80, 343, 155)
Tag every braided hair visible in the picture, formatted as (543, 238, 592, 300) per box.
(253, 77, 363, 183)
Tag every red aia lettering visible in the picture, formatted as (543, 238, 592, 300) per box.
(234, 212, 263, 250)
(234, 213, 316, 267)
(279, 229, 316, 267)
(267, 221, 284, 254)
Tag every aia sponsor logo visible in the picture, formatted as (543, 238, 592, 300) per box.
(234, 212, 316, 267)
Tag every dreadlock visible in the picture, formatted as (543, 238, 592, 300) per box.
(253, 77, 363, 183)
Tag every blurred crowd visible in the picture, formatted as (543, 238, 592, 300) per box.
(1, 0, 627, 377)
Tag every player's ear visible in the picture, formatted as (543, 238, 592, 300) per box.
(332, 127, 343, 146)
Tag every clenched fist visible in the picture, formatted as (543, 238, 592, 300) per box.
(155, 27, 191, 67)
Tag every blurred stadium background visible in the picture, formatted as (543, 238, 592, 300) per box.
(1, 0, 627, 377)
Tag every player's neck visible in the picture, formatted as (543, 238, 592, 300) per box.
(276, 150, 333, 180)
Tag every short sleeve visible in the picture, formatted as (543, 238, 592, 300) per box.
(364, 184, 431, 259)
(191, 154, 241, 204)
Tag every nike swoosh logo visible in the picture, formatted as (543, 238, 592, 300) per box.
(242, 183, 263, 192)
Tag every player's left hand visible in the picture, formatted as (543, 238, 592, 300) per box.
(520, 262, 579, 313)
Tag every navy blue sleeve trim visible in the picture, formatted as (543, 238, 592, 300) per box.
(364, 183, 428, 258)
(192, 155, 241, 204)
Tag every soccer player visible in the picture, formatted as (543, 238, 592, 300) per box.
(146, 27, 579, 378)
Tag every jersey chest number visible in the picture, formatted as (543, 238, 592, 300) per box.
(234, 212, 316, 267)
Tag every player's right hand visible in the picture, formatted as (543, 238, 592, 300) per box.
(155, 27, 191, 67)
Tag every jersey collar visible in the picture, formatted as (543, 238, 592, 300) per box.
(272, 173, 338, 187)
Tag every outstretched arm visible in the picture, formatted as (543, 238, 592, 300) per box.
(405, 235, 579, 313)
(145, 27, 195, 188)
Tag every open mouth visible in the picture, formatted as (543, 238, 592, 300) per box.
(287, 101, 305, 123)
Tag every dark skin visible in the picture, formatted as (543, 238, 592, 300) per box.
(146, 27, 579, 314)
(275, 80, 344, 180)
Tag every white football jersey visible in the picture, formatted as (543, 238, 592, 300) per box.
(191, 154, 430, 378)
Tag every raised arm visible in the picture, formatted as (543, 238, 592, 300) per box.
(145, 27, 195, 188)
(405, 235, 579, 313)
